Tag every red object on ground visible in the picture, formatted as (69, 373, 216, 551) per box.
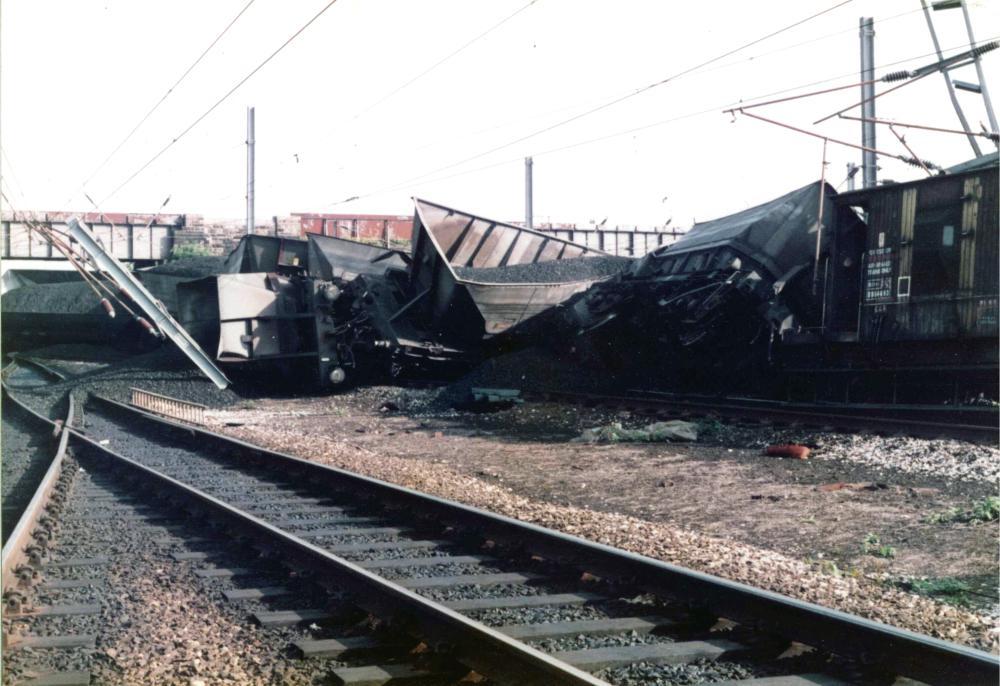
(766, 444, 811, 459)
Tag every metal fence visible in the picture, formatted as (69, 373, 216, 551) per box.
(130, 387, 207, 425)
(535, 227, 683, 257)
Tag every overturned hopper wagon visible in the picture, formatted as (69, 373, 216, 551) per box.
(408, 198, 630, 346)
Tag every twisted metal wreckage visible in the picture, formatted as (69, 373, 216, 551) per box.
(173, 159, 997, 403)
(2, 157, 996, 404)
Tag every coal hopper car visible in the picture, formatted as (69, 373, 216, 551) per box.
(558, 160, 999, 405)
(178, 199, 629, 389)
(558, 180, 865, 392)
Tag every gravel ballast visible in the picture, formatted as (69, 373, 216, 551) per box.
(2, 457, 335, 685)
(1, 401, 57, 544)
(212, 407, 999, 651)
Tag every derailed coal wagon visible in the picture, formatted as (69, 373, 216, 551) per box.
(555, 160, 999, 403)
(177, 199, 629, 389)
(554, 180, 865, 392)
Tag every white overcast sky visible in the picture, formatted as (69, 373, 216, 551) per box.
(1, 0, 997, 229)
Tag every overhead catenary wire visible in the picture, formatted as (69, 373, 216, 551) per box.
(736, 109, 940, 175)
(233, 0, 545, 206)
(267, 2, 924, 213)
(2, 161, 156, 327)
(349, 0, 856, 193)
(350, 0, 540, 121)
(266, 2, 922, 191)
(0, 146, 28, 203)
(837, 113, 1000, 142)
(98, 0, 344, 208)
(682, 4, 926, 80)
(326, 38, 997, 207)
(76, 0, 259, 198)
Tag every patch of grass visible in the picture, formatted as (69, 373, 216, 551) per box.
(894, 577, 973, 608)
(861, 533, 896, 558)
(809, 559, 861, 579)
(170, 243, 214, 260)
(925, 496, 1000, 525)
(969, 495, 1000, 522)
(924, 507, 962, 524)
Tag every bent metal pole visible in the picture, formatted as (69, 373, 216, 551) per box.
(67, 217, 231, 389)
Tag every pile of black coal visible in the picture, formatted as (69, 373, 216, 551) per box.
(137, 256, 227, 279)
(2, 280, 103, 315)
(436, 344, 629, 409)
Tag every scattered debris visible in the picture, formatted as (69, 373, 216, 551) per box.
(575, 420, 698, 443)
(817, 482, 887, 492)
(454, 387, 524, 412)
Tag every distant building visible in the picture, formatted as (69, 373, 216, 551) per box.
(294, 213, 413, 247)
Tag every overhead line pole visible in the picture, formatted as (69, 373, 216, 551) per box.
(247, 106, 255, 235)
(860, 17, 877, 188)
(525, 157, 533, 229)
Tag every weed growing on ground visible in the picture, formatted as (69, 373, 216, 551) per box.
(894, 577, 973, 608)
(169, 243, 215, 260)
(862, 533, 896, 558)
(809, 558, 861, 579)
(925, 496, 1000, 524)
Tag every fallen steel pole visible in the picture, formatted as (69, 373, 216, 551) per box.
(67, 217, 230, 389)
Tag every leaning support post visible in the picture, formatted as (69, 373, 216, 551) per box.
(812, 138, 828, 297)
(958, 0, 998, 136)
(920, 1, 982, 155)
(67, 217, 231, 389)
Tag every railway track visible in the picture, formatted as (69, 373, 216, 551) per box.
(1, 359, 70, 546)
(523, 390, 1000, 443)
(3, 365, 998, 684)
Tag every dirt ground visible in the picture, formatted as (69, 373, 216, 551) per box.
(207, 389, 999, 610)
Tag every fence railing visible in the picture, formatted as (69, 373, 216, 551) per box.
(130, 387, 207, 425)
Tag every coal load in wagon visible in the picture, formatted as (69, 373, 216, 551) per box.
(1, 280, 132, 347)
(454, 255, 632, 284)
(412, 198, 630, 346)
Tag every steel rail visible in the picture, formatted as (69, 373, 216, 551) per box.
(64, 421, 604, 686)
(527, 390, 999, 443)
(1, 371, 74, 601)
(88, 393, 1000, 685)
(3, 355, 69, 384)
(2, 370, 602, 684)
